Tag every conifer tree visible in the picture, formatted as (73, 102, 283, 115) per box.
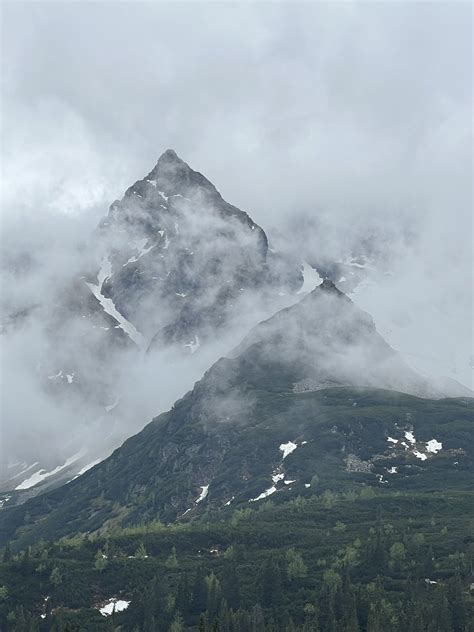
(192, 566, 208, 615)
(166, 546, 179, 569)
(222, 560, 240, 610)
(448, 572, 467, 632)
(218, 599, 231, 632)
(175, 572, 190, 617)
(260, 556, 282, 607)
(135, 542, 148, 559)
(2, 542, 11, 563)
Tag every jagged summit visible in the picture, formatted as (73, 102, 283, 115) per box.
(160, 148, 180, 160)
(142, 149, 219, 201)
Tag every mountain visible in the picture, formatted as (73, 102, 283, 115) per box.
(0, 150, 306, 496)
(91, 149, 303, 350)
(1, 281, 472, 547)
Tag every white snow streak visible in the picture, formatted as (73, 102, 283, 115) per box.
(196, 485, 209, 504)
(86, 282, 145, 348)
(249, 486, 277, 502)
(72, 458, 102, 480)
(16, 450, 85, 490)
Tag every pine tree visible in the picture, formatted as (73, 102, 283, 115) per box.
(448, 573, 467, 632)
(286, 548, 308, 581)
(221, 561, 240, 610)
(428, 587, 452, 632)
(338, 572, 359, 632)
(192, 566, 208, 615)
(250, 604, 265, 632)
(206, 572, 222, 619)
(302, 603, 320, 632)
(424, 545, 435, 577)
(198, 612, 209, 632)
(2, 542, 11, 563)
(260, 556, 282, 607)
(95, 548, 108, 572)
(49, 566, 62, 587)
(166, 546, 178, 569)
(218, 599, 231, 632)
(175, 572, 190, 616)
(135, 542, 148, 559)
(169, 613, 185, 632)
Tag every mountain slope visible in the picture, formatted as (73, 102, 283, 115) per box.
(1, 282, 472, 547)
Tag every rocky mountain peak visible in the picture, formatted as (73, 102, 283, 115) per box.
(144, 149, 218, 200)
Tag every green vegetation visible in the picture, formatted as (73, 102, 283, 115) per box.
(0, 485, 473, 630)
(0, 385, 472, 629)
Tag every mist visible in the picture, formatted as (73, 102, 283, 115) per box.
(1, 2, 472, 482)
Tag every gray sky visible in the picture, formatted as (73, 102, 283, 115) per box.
(2, 1, 473, 388)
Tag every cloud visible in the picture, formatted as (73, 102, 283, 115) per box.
(0, 2, 471, 475)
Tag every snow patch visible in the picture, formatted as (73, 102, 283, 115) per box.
(99, 599, 130, 617)
(184, 335, 200, 354)
(146, 179, 157, 187)
(404, 431, 416, 444)
(16, 450, 86, 490)
(280, 441, 297, 459)
(426, 439, 442, 454)
(297, 261, 322, 294)
(387, 437, 398, 444)
(0, 495, 11, 509)
(413, 450, 428, 461)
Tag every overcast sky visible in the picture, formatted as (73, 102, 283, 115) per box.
(1, 1, 473, 387)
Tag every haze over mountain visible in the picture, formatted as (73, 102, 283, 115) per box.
(0, 151, 308, 496)
(2, 278, 472, 547)
(2, 144, 471, 504)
